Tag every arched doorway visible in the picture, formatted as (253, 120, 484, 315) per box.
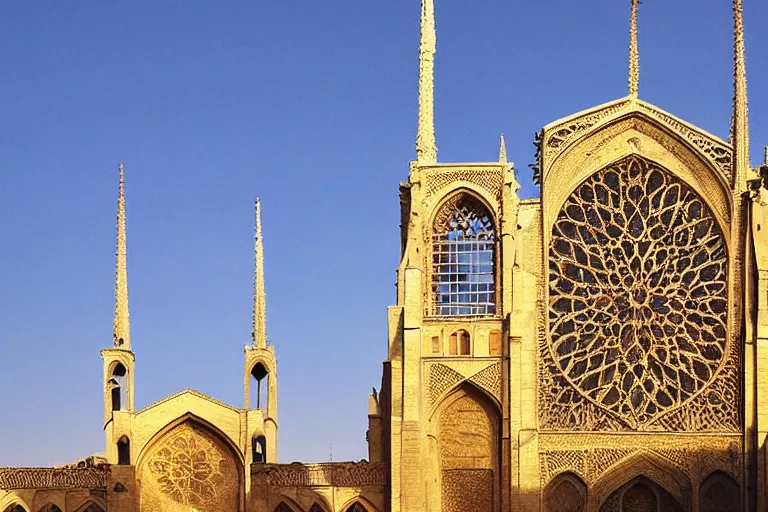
(437, 385, 499, 512)
(544, 472, 586, 512)
(599, 476, 683, 512)
(700, 471, 740, 512)
(137, 419, 242, 512)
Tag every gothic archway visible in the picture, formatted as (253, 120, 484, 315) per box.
(137, 418, 242, 512)
(544, 472, 586, 512)
(699, 471, 739, 511)
(599, 476, 683, 512)
(436, 384, 500, 512)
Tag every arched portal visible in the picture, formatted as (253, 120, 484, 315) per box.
(437, 384, 499, 512)
(599, 476, 683, 512)
(137, 419, 242, 512)
(544, 472, 586, 512)
(699, 471, 740, 512)
(3, 506, 26, 512)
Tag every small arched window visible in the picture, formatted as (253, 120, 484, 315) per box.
(109, 363, 127, 411)
(309, 504, 325, 512)
(3, 506, 26, 512)
(344, 503, 368, 512)
(117, 436, 130, 465)
(448, 330, 471, 356)
(252, 435, 267, 463)
(432, 194, 496, 316)
(250, 362, 270, 410)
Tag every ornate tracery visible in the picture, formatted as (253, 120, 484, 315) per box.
(545, 155, 731, 430)
(431, 194, 496, 316)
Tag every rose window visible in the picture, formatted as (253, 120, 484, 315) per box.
(548, 155, 728, 427)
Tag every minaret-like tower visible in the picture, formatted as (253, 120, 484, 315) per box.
(628, 0, 640, 98)
(101, 163, 136, 465)
(244, 198, 278, 465)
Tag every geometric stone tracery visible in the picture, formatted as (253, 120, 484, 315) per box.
(549, 155, 728, 428)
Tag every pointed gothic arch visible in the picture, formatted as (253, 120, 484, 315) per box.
(544, 471, 587, 512)
(2, 505, 26, 512)
(430, 190, 497, 317)
(72, 503, 105, 512)
(590, 451, 690, 510)
(117, 435, 130, 465)
(699, 470, 740, 511)
(136, 414, 243, 512)
(37, 504, 62, 512)
(431, 383, 500, 512)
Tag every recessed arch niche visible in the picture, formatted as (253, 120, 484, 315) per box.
(137, 419, 242, 512)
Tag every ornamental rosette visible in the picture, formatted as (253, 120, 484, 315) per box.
(548, 155, 728, 428)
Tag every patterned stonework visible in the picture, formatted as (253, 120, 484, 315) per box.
(259, 462, 387, 487)
(542, 155, 737, 431)
(541, 100, 733, 187)
(0, 468, 107, 490)
(423, 167, 504, 202)
(426, 361, 501, 412)
(138, 422, 240, 512)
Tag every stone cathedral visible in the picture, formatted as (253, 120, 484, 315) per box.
(2, 1, 767, 511)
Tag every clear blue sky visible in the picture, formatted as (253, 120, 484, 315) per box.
(0, 1, 766, 466)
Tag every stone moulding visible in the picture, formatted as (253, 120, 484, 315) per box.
(420, 165, 506, 203)
(253, 462, 388, 487)
(539, 97, 733, 187)
(0, 468, 108, 490)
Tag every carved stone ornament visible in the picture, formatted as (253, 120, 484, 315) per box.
(542, 155, 737, 431)
(426, 361, 502, 411)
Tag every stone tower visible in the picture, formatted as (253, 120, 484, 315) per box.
(101, 162, 136, 467)
(244, 198, 279, 466)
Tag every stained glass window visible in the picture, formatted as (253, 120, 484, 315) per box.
(432, 194, 496, 316)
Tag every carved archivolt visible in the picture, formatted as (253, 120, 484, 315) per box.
(138, 421, 240, 512)
(541, 99, 732, 187)
(426, 361, 502, 412)
(542, 155, 737, 431)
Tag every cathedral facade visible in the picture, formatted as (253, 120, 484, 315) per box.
(2, 1, 767, 511)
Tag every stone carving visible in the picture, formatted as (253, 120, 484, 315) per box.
(545, 155, 733, 430)
(441, 469, 493, 512)
(544, 101, 632, 163)
(637, 103, 733, 182)
(427, 364, 465, 411)
(427, 362, 501, 412)
(261, 462, 387, 487)
(139, 422, 239, 512)
(0, 468, 107, 490)
(468, 362, 503, 405)
(541, 100, 733, 188)
(423, 168, 504, 202)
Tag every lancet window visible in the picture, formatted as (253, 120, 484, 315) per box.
(432, 194, 496, 316)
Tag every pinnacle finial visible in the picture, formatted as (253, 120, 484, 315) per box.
(732, 0, 752, 190)
(628, 0, 640, 98)
(113, 162, 131, 349)
(252, 198, 267, 348)
(416, 0, 437, 164)
(499, 134, 508, 164)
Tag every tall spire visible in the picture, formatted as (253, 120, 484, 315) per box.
(499, 134, 508, 164)
(628, 0, 640, 98)
(416, 0, 437, 164)
(252, 198, 267, 348)
(113, 163, 131, 349)
(732, 0, 751, 190)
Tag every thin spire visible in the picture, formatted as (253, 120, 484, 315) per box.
(732, 0, 751, 190)
(416, 0, 437, 164)
(499, 134, 508, 164)
(252, 198, 267, 348)
(113, 163, 131, 349)
(628, 0, 640, 98)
